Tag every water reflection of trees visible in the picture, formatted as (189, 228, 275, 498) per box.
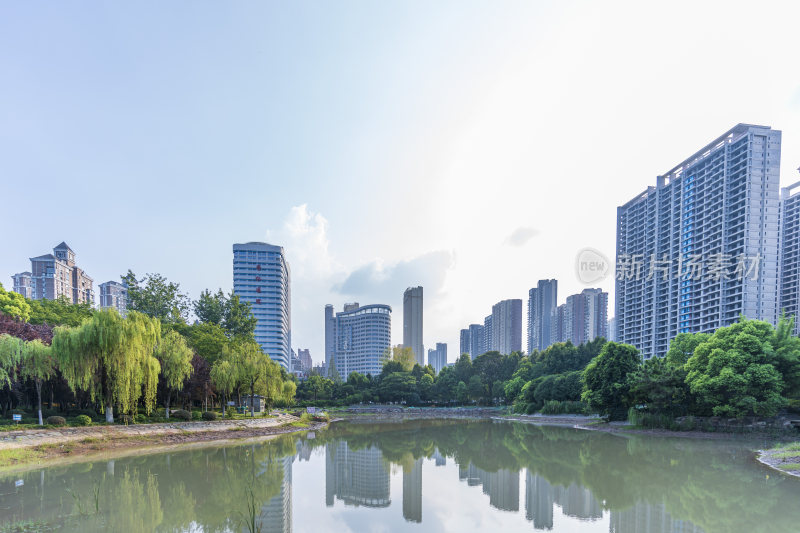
(0, 434, 299, 532)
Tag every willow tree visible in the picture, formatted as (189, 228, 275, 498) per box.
(261, 359, 284, 414)
(0, 334, 24, 388)
(233, 342, 269, 418)
(210, 358, 237, 417)
(155, 330, 194, 419)
(19, 339, 54, 425)
(53, 310, 161, 423)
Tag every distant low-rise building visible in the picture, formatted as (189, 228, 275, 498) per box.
(99, 280, 127, 316)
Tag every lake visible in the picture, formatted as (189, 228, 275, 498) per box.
(0, 419, 798, 532)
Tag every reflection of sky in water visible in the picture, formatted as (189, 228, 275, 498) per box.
(1, 420, 797, 533)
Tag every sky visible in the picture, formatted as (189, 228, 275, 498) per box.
(3, 1, 800, 365)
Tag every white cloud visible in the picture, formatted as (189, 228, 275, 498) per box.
(504, 226, 539, 247)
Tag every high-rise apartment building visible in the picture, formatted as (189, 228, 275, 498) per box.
(233, 242, 292, 370)
(780, 179, 800, 334)
(616, 124, 781, 358)
(459, 329, 470, 356)
(403, 286, 424, 366)
(13, 242, 94, 304)
(528, 280, 558, 352)
(324, 304, 335, 368)
(427, 342, 447, 374)
(491, 299, 522, 354)
(328, 303, 392, 377)
(484, 315, 493, 353)
(561, 289, 608, 346)
(99, 281, 128, 316)
(468, 323, 485, 359)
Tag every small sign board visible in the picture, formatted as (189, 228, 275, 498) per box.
(12, 414, 21, 422)
(15, 480, 23, 487)
(306, 407, 316, 414)
(228, 401, 235, 406)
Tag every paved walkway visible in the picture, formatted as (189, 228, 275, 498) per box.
(0, 414, 294, 450)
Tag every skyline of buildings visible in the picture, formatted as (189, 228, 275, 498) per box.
(403, 286, 424, 367)
(615, 124, 782, 358)
(233, 242, 292, 371)
(10, 125, 800, 365)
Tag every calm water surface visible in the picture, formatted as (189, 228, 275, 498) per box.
(0, 419, 798, 532)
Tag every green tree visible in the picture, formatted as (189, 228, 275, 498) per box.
(222, 293, 257, 340)
(19, 338, 55, 425)
(122, 271, 190, 324)
(193, 289, 227, 326)
(455, 381, 468, 403)
(467, 375, 484, 402)
(28, 296, 93, 326)
(685, 319, 788, 417)
(53, 310, 162, 422)
(581, 342, 640, 420)
(306, 374, 327, 403)
(628, 356, 690, 416)
(665, 332, 710, 368)
(155, 331, 194, 419)
(378, 372, 418, 403)
(0, 283, 31, 321)
(210, 358, 237, 417)
(184, 323, 228, 366)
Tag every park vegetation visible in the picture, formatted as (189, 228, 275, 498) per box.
(0, 276, 295, 426)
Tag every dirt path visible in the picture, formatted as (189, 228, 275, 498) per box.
(0, 414, 296, 450)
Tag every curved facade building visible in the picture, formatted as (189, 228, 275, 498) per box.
(233, 242, 291, 371)
(331, 303, 391, 377)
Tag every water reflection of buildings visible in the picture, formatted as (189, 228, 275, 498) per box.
(403, 458, 423, 522)
(458, 462, 520, 512)
(432, 448, 446, 466)
(610, 501, 705, 533)
(524, 472, 602, 530)
(258, 455, 293, 533)
(325, 441, 391, 508)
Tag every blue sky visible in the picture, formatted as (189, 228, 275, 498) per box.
(3, 1, 800, 364)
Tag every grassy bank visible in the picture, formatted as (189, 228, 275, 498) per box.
(759, 442, 800, 476)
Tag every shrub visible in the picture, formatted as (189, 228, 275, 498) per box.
(134, 414, 147, 424)
(201, 411, 218, 421)
(172, 410, 192, 421)
(191, 410, 202, 420)
(540, 400, 589, 415)
(45, 416, 66, 427)
(74, 415, 92, 426)
(628, 407, 677, 430)
(119, 414, 134, 425)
